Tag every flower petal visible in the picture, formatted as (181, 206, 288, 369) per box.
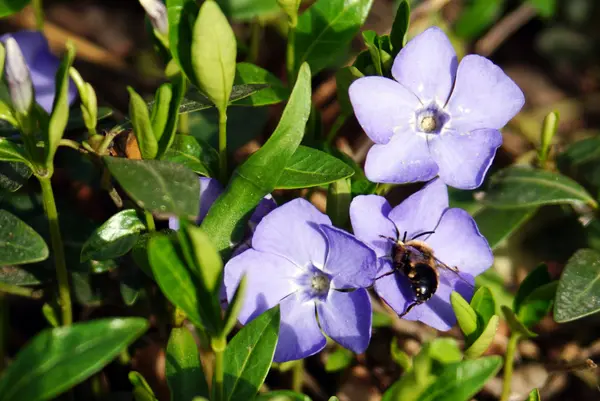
(374, 259, 414, 316)
(429, 128, 502, 189)
(274, 295, 326, 362)
(391, 27, 458, 105)
(349, 195, 397, 257)
(349, 76, 421, 144)
(224, 249, 299, 324)
(446, 55, 525, 132)
(252, 198, 331, 267)
(426, 208, 493, 276)
(402, 269, 475, 331)
(388, 178, 448, 240)
(365, 131, 438, 184)
(318, 224, 378, 289)
(317, 289, 372, 354)
(249, 194, 277, 231)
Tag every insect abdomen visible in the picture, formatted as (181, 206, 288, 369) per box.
(411, 263, 439, 301)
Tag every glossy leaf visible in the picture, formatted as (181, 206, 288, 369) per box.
(276, 145, 354, 189)
(130, 371, 158, 401)
(429, 338, 462, 364)
(502, 306, 537, 338)
(46, 43, 76, 167)
(327, 178, 351, 228)
(128, 87, 158, 160)
(294, 0, 374, 75)
(156, 74, 186, 157)
(484, 167, 597, 209)
(104, 157, 200, 218)
(0, 318, 148, 401)
(325, 347, 354, 372)
(80, 209, 146, 262)
(390, 0, 410, 53)
(470, 286, 496, 329)
(192, 0, 237, 111)
(518, 281, 557, 328)
(419, 356, 503, 401)
(527, 388, 541, 401)
(216, 0, 280, 20)
(514, 264, 551, 313)
(0, 210, 48, 265)
(147, 234, 204, 329)
(0, 0, 29, 18)
(0, 161, 31, 192)
(464, 315, 499, 359)
(221, 306, 280, 401)
(474, 207, 536, 250)
(184, 225, 223, 293)
(201, 63, 312, 253)
(162, 134, 219, 177)
(0, 138, 32, 167)
(167, 0, 199, 85)
(177, 84, 270, 114)
(222, 275, 247, 337)
(554, 248, 600, 322)
(233, 63, 289, 106)
(362, 30, 383, 76)
(451, 291, 477, 339)
(166, 327, 209, 401)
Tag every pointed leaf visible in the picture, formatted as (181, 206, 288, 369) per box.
(162, 134, 219, 177)
(0, 138, 32, 167)
(0, 318, 148, 401)
(0, 210, 48, 265)
(450, 291, 477, 339)
(222, 274, 247, 337)
(514, 264, 551, 313)
(527, 388, 541, 401)
(130, 371, 159, 401)
(0, 161, 31, 192)
(177, 83, 270, 114)
(157, 74, 186, 157)
(327, 178, 351, 228)
(464, 315, 499, 359)
(470, 287, 496, 329)
(390, 0, 410, 53)
(502, 306, 537, 338)
(128, 87, 158, 160)
(167, 0, 199, 84)
(216, 0, 280, 20)
(166, 327, 209, 401)
(233, 63, 289, 106)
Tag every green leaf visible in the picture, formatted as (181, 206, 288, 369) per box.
(104, 157, 200, 218)
(0, 138, 32, 168)
(233, 63, 289, 106)
(450, 291, 477, 339)
(335, 66, 363, 115)
(429, 338, 462, 364)
(474, 207, 536, 250)
(147, 234, 204, 330)
(514, 264, 551, 313)
(554, 248, 600, 322)
(470, 287, 496, 329)
(0, 318, 148, 401)
(222, 275, 247, 337)
(128, 87, 158, 160)
(454, 0, 503, 39)
(166, 327, 209, 401)
(177, 84, 270, 114)
(325, 347, 354, 372)
(162, 134, 219, 177)
(216, 0, 280, 20)
(464, 315, 499, 359)
(157, 74, 186, 157)
(80, 209, 146, 262)
(294, 0, 374, 75)
(0, 0, 29, 18)
(222, 306, 280, 401)
(276, 145, 354, 189)
(419, 356, 503, 401)
(201, 63, 312, 253)
(130, 371, 159, 401)
(167, 0, 199, 85)
(0, 210, 48, 265)
(362, 30, 383, 76)
(484, 166, 597, 209)
(184, 225, 223, 293)
(150, 83, 173, 141)
(527, 388, 541, 401)
(390, 0, 410, 53)
(528, 0, 557, 17)
(518, 281, 557, 328)
(277, 0, 301, 24)
(192, 0, 237, 111)
(254, 391, 311, 401)
(45, 43, 76, 167)
(502, 306, 537, 338)
(390, 340, 411, 370)
(326, 178, 351, 228)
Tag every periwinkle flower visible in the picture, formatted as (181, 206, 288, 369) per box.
(3, 37, 33, 115)
(139, 0, 168, 36)
(1, 31, 77, 113)
(349, 178, 493, 330)
(349, 27, 525, 189)
(224, 198, 378, 362)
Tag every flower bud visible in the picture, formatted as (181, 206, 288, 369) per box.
(3, 37, 33, 115)
(139, 0, 168, 37)
(277, 0, 301, 26)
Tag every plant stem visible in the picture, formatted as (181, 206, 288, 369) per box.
(97, 130, 118, 155)
(32, 0, 44, 31)
(178, 112, 189, 135)
(0, 282, 42, 299)
(500, 334, 520, 401)
(144, 210, 156, 232)
(248, 19, 262, 64)
(212, 337, 226, 401)
(292, 359, 304, 393)
(218, 109, 228, 183)
(325, 114, 348, 145)
(286, 23, 297, 86)
(39, 177, 72, 326)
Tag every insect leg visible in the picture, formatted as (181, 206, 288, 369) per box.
(374, 270, 397, 280)
(411, 230, 436, 240)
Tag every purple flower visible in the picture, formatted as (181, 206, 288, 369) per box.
(224, 198, 378, 362)
(349, 178, 493, 331)
(349, 27, 525, 189)
(1, 31, 77, 113)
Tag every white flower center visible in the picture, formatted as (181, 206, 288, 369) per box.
(311, 274, 330, 295)
(419, 116, 437, 133)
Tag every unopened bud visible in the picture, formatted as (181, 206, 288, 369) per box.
(277, 0, 301, 26)
(139, 0, 168, 36)
(3, 38, 33, 115)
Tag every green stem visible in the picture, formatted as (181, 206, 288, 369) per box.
(292, 359, 304, 393)
(248, 19, 262, 64)
(178, 112, 189, 135)
(218, 109, 228, 183)
(39, 177, 72, 326)
(325, 114, 348, 145)
(144, 210, 156, 232)
(500, 334, 520, 401)
(212, 337, 226, 401)
(32, 0, 44, 31)
(286, 23, 297, 86)
(0, 282, 42, 299)
(97, 130, 118, 155)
